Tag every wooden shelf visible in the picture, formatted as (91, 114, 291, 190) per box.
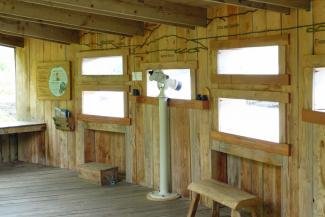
(302, 109, 325, 125)
(132, 96, 210, 110)
(77, 114, 131, 126)
(211, 131, 290, 156)
(0, 122, 46, 135)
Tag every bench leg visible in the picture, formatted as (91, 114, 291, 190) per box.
(231, 209, 241, 217)
(211, 201, 220, 217)
(247, 207, 258, 217)
(187, 193, 200, 217)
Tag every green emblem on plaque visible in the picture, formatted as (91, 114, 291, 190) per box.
(48, 66, 68, 97)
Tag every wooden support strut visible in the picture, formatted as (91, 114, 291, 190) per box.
(0, 17, 80, 44)
(20, 0, 208, 28)
(0, 0, 144, 36)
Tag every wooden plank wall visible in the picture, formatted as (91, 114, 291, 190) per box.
(0, 135, 17, 163)
(0, 133, 44, 164)
(84, 130, 126, 175)
(14, 1, 325, 217)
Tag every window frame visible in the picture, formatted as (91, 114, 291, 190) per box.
(213, 89, 288, 144)
(77, 49, 130, 123)
(302, 55, 325, 125)
(217, 97, 281, 143)
(81, 89, 127, 118)
(140, 61, 197, 100)
(77, 49, 129, 85)
(210, 34, 290, 86)
(78, 86, 129, 122)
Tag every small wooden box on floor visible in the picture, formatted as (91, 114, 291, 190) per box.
(78, 162, 118, 186)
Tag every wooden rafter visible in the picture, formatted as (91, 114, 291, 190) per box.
(0, 32, 24, 47)
(250, 0, 310, 9)
(206, 0, 290, 13)
(0, 0, 144, 36)
(0, 17, 80, 44)
(20, 0, 208, 28)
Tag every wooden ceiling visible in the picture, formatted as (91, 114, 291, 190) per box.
(0, 0, 311, 47)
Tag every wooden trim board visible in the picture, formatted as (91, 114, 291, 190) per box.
(132, 96, 210, 110)
(168, 99, 210, 110)
(211, 131, 291, 156)
(211, 74, 290, 86)
(302, 109, 325, 125)
(78, 114, 131, 126)
(210, 34, 290, 49)
(140, 61, 198, 71)
(212, 89, 290, 104)
(211, 143, 283, 167)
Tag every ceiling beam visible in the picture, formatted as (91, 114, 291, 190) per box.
(207, 0, 290, 13)
(0, 0, 144, 36)
(249, 0, 310, 10)
(0, 17, 80, 44)
(0, 32, 24, 47)
(20, 0, 207, 28)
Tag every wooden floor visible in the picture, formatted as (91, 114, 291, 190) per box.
(0, 162, 224, 217)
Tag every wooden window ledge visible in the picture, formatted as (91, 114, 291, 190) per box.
(78, 114, 131, 126)
(210, 131, 290, 156)
(131, 96, 210, 110)
(302, 109, 325, 125)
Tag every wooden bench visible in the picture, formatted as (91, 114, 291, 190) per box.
(187, 179, 258, 217)
(79, 162, 118, 186)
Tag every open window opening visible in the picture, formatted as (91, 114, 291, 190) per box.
(218, 98, 280, 143)
(146, 68, 191, 100)
(217, 46, 280, 75)
(0, 45, 16, 121)
(82, 91, 125, 118)
(81, 56, 123, 75)
(313, 67, 325, 112)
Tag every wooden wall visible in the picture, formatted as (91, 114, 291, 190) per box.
(84, 130, 126, 175)
(0, 132, 44, 164)
(14, 1, 325, 217)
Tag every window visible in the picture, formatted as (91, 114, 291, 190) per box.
(147, 69, 191, 100)
(313, 67, 325, 112)
(217, 46, 279, 75)
(82, 91, 125, 118)
(81, 56, 123, 75)
(0, 46, 16, 121)
(218, 98, 280, 143)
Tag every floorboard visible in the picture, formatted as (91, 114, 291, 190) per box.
(0, 162, 231, 217)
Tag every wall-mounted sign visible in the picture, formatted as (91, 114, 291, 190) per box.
(48, 66, 68, 97)
(37, 61, 71, 100)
